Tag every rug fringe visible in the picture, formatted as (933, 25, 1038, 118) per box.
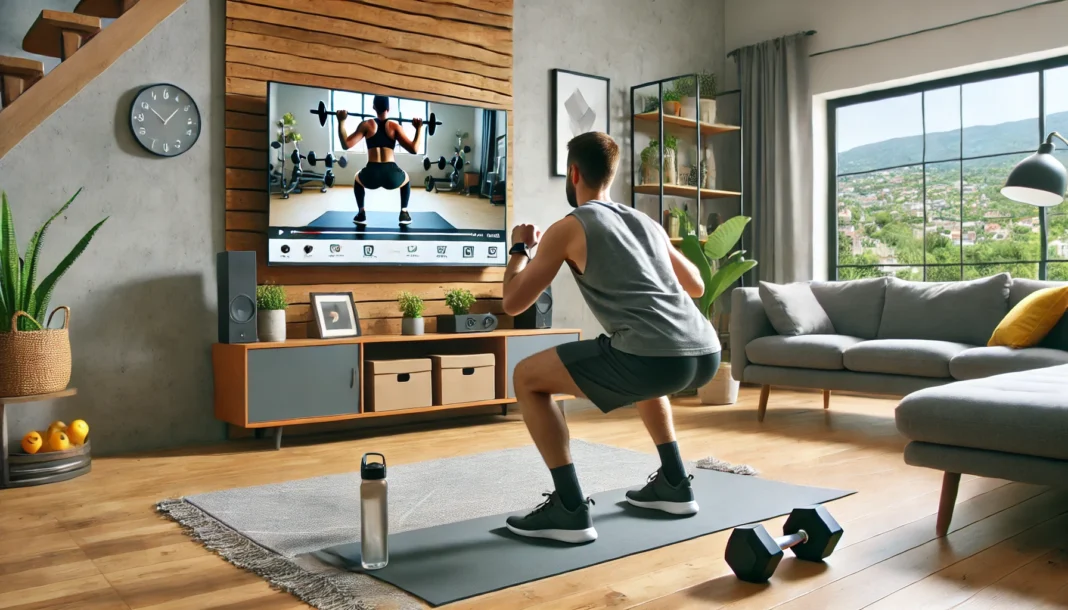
(157, 498, 366, 610)
(695, 456, 759, 476)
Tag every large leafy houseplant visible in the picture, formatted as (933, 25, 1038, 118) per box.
(679, 215, 757, 322)
(1, 189, 107, 332)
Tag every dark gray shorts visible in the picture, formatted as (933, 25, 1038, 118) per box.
(557, 335, 721, 413)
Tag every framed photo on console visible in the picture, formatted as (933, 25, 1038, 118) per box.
(551, 69, 610, 176)
(310, 292, 360, 338)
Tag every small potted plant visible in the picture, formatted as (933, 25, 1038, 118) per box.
(678, 216, 758, 405)
(697, 71, 718, 123)
(398, 291, 425, 335)
(640, 136, 679, 186)
(662, 88, 682, 117)
(437, 288, 493, 333)
(256, 284, 287, 342)
(665, 206, 695, 239)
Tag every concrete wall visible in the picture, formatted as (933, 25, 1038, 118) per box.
(723, 0, 1068, 278)
(0, 1, 224, 454)
(513, 0, 725, 344)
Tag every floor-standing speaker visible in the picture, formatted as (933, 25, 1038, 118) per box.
(217, 251, 257, 343)
(515, 286, 552, 329)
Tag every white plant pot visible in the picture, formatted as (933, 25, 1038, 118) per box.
(698, 362, 739, 405)
(703, 148, 717, 189)
(258, 309, 286, 343)
(699, 99, 717, 123)
(681, 96, 698, 119)
(663, 149, 677, 185)
(402, 316, 424, 336)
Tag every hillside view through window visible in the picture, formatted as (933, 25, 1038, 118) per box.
(832, 62, 1068, 281)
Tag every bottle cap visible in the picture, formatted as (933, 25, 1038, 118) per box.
(361, 452, 386, 480)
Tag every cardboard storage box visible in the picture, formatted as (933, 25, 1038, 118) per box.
(431, 353, 496, 405)
(366, 358, 433, 412)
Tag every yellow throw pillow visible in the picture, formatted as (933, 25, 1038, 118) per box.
(988, 286, 1068, 348)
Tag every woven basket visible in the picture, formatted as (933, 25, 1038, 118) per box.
(0, 307, 72, 398)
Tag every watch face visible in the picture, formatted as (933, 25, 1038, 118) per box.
(129, 84, 200, 157)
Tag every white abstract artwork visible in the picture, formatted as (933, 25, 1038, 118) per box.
(552, 70, 610, 176)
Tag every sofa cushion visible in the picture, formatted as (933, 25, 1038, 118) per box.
(810, 277, 888, 340)
(896, 364, 1068, 461)
(877, 273, 1010, 346)
(745, 335, 865, 371)
(949, 346, 1068, 380)
(988, 286, 1068, 348)
(843, 339, 971, 378)
(1010, 278, 1068, 350)
(758, 282, 836, 336)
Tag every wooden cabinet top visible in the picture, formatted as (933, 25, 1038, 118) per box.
(214, 328, 582, 351)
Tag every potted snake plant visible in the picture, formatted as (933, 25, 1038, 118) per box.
(679, 216, 757, 405)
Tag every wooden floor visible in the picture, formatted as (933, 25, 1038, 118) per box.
(2, 387, 1066, 610)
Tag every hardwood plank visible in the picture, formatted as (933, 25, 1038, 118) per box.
(225, 210, 267, 233)
(954, 549, 1068, 609)
(232, 0, 512, 56)
(0, 574, 124, 610)
(226, 1, 510, 68)
(284, 282, 503, 304)
(104, 556, 265, 609)
(226, 29, 510, 97)
(225, 147, 266, 171)
(225, 128, 262, 150)
(227, 18, 511, 81)
(224, 110, 265, 132)
(351, 0, 511, 28)
(225, 93, 266, 115)
(0, 0, 187, 161)
(286, 298, 505, 322)
(225, 189, 266, 212)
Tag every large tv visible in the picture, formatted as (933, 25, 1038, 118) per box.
(267, 82, 508, 266)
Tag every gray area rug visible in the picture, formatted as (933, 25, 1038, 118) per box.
(157, 440, 840, 609)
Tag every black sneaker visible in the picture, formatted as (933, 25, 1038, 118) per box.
(399, 210, 412, 225)
(625, 469, 699, 515)
(354, 210, 367, 225)
(505, 492, 597, 544)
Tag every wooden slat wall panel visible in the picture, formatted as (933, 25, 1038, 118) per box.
(225, 0, 513, 336)
(287, 314, 513, 339)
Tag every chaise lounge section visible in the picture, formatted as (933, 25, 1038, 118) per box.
(730, 274, 1068, 421)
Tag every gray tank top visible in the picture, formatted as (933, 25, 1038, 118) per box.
(567, 200, 720, 357)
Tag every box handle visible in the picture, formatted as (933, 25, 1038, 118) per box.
(462, 367, 475, 376)
(397, 373, 410, 382)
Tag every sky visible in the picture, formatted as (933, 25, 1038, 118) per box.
(837, 65, 1068, 152)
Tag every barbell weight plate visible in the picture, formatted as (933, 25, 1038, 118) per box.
(337, 156, 347, 168)
(425, 176, 434, 192)
(324, 172, 335, 188)
(464, 145, 472, 153)
(427, 112, 437, 136)
(291, 150, 301, 165)
(437, 156, 447, 170)
(307, 151, 318, 166)
(423, 157, 431, 171)
(313, 100, 329, 127)
(324, 154, 334, 168)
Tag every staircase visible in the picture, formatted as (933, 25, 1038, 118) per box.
(0, 0, 186, 160)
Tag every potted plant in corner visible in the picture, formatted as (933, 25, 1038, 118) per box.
(256, 284, 287, 342)
(0, 189, 107, 397)
(398, 291, 425, 335)
(679, 216, 757, 405)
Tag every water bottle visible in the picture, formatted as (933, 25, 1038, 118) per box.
(360, 452, 388, 570)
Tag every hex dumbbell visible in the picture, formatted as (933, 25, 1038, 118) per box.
(724, 505, 843, 583)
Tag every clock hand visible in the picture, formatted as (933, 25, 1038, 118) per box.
(149, 106, 166, 122)
(163, 108, 179, 125)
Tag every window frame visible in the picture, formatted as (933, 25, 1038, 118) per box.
(827, 53, 1068, 282)
(329, 91, 429, 156)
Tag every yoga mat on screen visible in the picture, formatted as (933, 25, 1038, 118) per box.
(314, 468, 851, 606)
(308, 210, 455, 231)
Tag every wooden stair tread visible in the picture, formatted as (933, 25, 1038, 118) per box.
(0, 56, 44, 79)
(75, 0, 138, 19)
(23, 10, 102, 58)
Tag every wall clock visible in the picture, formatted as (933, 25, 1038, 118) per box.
(129, 83, 201, 157)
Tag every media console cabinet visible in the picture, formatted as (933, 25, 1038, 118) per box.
(213, 328, 580, 448)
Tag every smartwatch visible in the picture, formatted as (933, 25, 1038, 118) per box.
(509, 242, 530, 259)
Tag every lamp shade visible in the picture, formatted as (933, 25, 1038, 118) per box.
(1001, 142, 1067, 207)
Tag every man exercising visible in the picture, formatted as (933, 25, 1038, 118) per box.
(337, 95, 424, 226)
(501, 132, 721, 543)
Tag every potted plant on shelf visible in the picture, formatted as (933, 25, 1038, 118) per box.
(662, 88, 682, 117)
(0, 189, 106, 397)
(679, 216, 757, 405)
(664, 206, 695, 239)
(697, 72, 718, 123)
(640, 136, 679, 186)
(398, 291, 425, 336)
(256, 284, 287, 342)
(437, 288, 489, 333)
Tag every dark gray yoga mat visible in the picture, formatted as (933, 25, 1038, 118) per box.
(314, 468, 852, 606)
(308, 210, 455, 230)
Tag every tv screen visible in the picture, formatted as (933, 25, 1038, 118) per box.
(267, 82, 508, 266)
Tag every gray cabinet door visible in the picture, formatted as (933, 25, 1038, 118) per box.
(506, 333, 580, 397)
(248, 345, 360, 423)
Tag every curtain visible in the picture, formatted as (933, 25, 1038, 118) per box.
(737, 33, 813, 283)
(478, 110, 497, 194)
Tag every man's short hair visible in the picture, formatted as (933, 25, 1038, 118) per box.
(372, 95, 390, 113)
(566, 132, 619, 190)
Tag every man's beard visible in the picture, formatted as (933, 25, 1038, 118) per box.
(566, 180, 578, 208)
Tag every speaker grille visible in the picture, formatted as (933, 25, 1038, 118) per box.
(230, 294, 256, 323)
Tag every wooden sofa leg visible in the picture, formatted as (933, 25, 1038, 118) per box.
(937, 472, 961, 537)
(757, 385, 771, 422)
(823, 389, 831, 409)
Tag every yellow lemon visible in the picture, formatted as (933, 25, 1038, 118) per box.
(20, 431, 43, 454)
(46, 430, 71, 452)
(68, 419, 89, 446)
(46, 421, 67, 437)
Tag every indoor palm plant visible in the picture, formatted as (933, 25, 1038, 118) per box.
(0, 189, 107, 396)
(256, 284, 287, 342)
(398, 291, 425, 335)
(679, 216, 756, 405)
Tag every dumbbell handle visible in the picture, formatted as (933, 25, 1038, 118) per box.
(775, 530, 809, 551)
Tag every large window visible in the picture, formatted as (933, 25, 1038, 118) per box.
(330, 91, 427, 155)
(830, 57, 1068, 281)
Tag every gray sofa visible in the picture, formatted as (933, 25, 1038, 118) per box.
(730, 274, 1068, 421)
